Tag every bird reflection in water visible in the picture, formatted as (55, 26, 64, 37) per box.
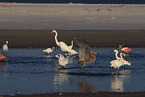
(111, 69, 131, 92)
(54, 70, 69, 87)
(78, 79, 95, 93)
(0, 61, 7, 79)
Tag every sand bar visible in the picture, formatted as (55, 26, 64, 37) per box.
(0, 3, 145, 30)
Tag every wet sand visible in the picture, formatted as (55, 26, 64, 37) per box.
(0, 30, 145, 48)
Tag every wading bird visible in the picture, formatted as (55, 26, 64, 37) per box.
(75, 38, 97, 73)
(0, 54, 6, 61)
(2, 41, 8, 56)
(118, 44, 132, 58)
(121, 47, 132, 53)
(113, 49, 122, 60)
(43, 47, 55, 54)
(50, 30, 78, 55)
(110, 49, 131, 74)
(56, 54, 71, 68)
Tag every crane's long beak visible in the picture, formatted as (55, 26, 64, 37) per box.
(96, 52, 99, 54)
(94, 51, 99, 54)
(94, 52, 97, 54)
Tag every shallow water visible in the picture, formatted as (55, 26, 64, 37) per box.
(0, 48, 145, 95)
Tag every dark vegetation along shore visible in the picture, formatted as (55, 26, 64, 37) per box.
(0, 30, 145, 48)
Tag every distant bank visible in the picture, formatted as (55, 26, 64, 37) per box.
(0, 0, 145, 4)
(0, 30, 145, 48)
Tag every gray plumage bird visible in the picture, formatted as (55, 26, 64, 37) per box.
(75, 38, 97, 73)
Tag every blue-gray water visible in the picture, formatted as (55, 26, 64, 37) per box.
(0, 48, 145, 95)
(0, 0, 145, 4)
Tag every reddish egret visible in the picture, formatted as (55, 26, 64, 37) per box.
(75, 38, 97, 73)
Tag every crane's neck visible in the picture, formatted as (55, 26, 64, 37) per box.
(120, 53, 123, 59)
(54, 31, 60, 46)
(115, 50, 120, 59)
(71, 41, 73, 46)
(69, 41, 73, 49)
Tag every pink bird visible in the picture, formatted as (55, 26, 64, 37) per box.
(0, 54, 6, 61)
(121, 47, 132, 53)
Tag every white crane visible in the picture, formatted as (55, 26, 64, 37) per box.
(110, 49, 131, 74)
(50, 30, 78, 55)
(43, 47, 55, 54)
(56, 54, 71, 68)
(2, 41, 8, 56)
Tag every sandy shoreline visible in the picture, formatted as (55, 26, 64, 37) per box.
(0, 3, 145, 30)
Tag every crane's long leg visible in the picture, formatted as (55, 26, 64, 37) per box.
(78, 65, 90, 74)
(78, 66, 82, 72)
(82, 67, 90, 74)
(117, 69, 120, 75)
(6, 52, 7, 57)
(78, 68, 81, 72)
(2, 51, 4, 55)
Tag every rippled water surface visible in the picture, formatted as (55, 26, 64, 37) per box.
(0, 48, 145, 95)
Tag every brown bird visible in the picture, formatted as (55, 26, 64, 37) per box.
(75, 38, 97, 73)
